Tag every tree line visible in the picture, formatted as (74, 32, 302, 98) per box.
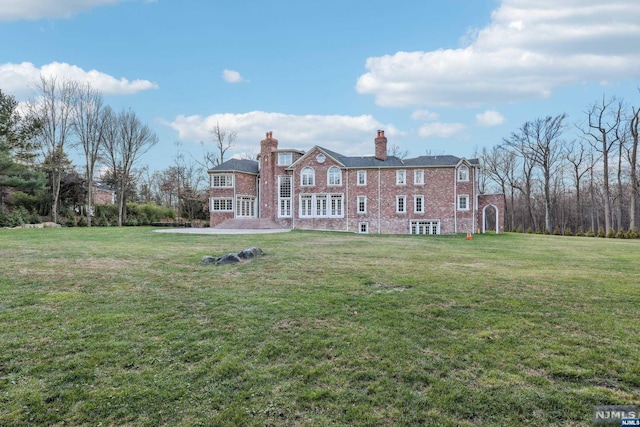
(480, 93, 640, 237)
(4, 76, 639, 234)
(1, 78, 239, 227)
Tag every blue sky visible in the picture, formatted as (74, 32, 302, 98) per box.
(1, 0, 639, 171)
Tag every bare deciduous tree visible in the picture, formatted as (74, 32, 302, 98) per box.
(503, 114, 567, 234)
(202, 122, 236, 168)
(580, 96, 623, 234)
(387, 143, 408, 160)
(72, 83, 108, 226)
(627, 98, 640, 230)
(27, 76, 77, 223)
(102, 109, 158, 226)
(565, 140, 590, 232)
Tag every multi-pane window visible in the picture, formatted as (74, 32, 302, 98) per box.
(458, 165, 469, 182)
(396, 195, 407, 213)
(414, 170, 424, 185)
(299, 194, 343, 218)
(359, 222, 369, 234)
(414, 195, 424, 213)
(357, 170, 367, 185)
(278, 153, 292, 166)
(211, 174, 233, 188)
(458, 195, 469, 211)
(330, 195, 343, 216)
(396, 170, 406, 185)
(410, 220, 440, 235)
(301, 167, 315, 186)
(211, 198, 233, 211)
(316, 196, 328, 217)
(236, 197, 256, 217)
(328, 167, 342, 186)
(357, 196, 367, 214)
(300, 195, 313, 217)
(278, 175, 292, 217)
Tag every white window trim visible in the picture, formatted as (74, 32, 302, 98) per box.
(328, 166, 342, 186)
(278, 175, 292, 218)
(357, 195, 367, 214)
(458, 165, 469, 182)
(358, 222, 369, 234)
(458, 194, 470, 211)
(211, 174, 233, 188)
(396, 170, 407, 185)
(299, 194, 344, 218)
(410, 220, 440, 235)
(278, 152, 292, 166)
(414, 195, 424, 213)
(396, 195, 407, 214)
(357, 170, 367, 186)
(414, 170, 424, 185)
(210, 197, 233, 212)
(301, 167, 315, 187)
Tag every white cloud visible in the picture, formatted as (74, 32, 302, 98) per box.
(167, 111, 399, 157)
(0, 62, 157, 98)
(476, 110, 505, 127)
(222, 69, 245, 84)
(0, 0, 152, 21)
(411, 109, 440, 121)
(356, 0, 640, 107)
(417, 122, 466, 139)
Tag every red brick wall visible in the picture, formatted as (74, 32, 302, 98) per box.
(208, 171, 258, 227)
(208, 133, 503, 234)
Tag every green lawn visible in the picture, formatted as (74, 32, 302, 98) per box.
(0, 227, 638, 426)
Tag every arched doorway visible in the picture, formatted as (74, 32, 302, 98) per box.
(482, 204, 499, 233)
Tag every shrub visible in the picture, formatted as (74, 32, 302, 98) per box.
(586, 229, 596, 237)
(564, 227, 573, 236)
(615, 229, 626, 239)
(553, 226, 561, 235)
(77, 216, 87, 227)
(515, 225, 523, 233)
(94, 204, 118, 225)
(606, 228, 616, 238)
(0, 206, 31, 227)
(597, 227, 606, 238)
(575, 227, 584, 237)
(626, 228, 639, 239)
(527, 227, 534, 234)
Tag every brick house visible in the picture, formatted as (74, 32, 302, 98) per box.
(208, 130, 504, 234)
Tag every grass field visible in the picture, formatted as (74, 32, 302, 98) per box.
(0, 227, 638, 426)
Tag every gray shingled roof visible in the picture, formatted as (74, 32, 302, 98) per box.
(322, 147, 478, 168)
(210, 149, 479, 175)
(208, 159, 259, 174)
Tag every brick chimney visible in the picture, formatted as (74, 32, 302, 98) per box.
(374, 130, 387, 161)
(260, 131, 278, 154)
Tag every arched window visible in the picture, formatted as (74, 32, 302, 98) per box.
(328, 166, 342, 185)
(301, 167, 315, 186)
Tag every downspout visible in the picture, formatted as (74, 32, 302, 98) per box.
(378, 168, 381, 234)
(233, 172, 237, 219)
(473, 165, 478, 234)
(453, 168, 457, 233)
(256, 174, 260, 218)
(345, 169, 349, 232)
(291, 171, 295, 230)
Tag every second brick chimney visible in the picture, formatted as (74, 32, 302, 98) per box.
(374, 130, 387, 161)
